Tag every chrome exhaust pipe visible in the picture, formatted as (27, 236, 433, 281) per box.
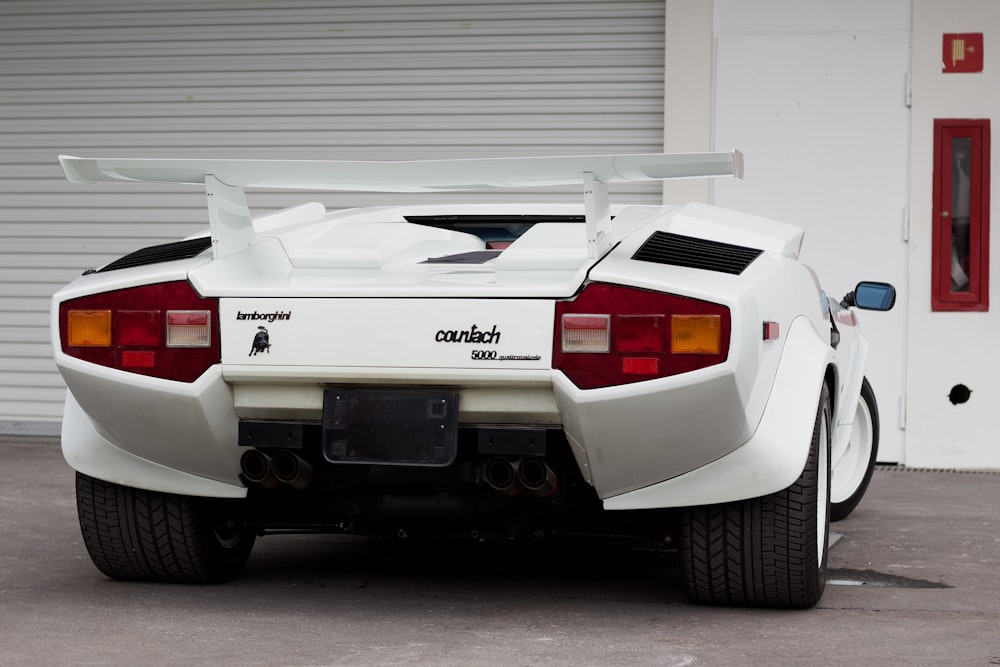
(517, 457, 557, 497)
(271, 449, 314, 490)
(239, 449, 279, 488)
(483, 457, 521, 496)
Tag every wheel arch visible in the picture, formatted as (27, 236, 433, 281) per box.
(825, 360, 840, 427)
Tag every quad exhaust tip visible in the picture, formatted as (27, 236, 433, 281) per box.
(240, 449, 313, 489)
(484, 457, 521, 496)
(239, 450, 279, 488)
(271, 449, 314, 489)
(517, 457, 558, 497)
(483, 456, 557, 497)
(241, 449, 556, 496)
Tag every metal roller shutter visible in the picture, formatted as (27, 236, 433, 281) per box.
(0, 0, 666, 431)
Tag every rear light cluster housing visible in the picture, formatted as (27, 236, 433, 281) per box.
(553, 282, 731, 389)
(59, 281, 220, 383)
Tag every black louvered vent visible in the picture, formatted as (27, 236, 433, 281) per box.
(98, 237, 213, 273)
(632, 232, 763, 275)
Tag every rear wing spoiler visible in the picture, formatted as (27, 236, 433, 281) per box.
(59, 151, 744, 259)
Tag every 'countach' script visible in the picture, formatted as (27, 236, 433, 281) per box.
(435, 324, 501, 344)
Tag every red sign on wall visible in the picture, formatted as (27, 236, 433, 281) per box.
(943, 33, 984, 73)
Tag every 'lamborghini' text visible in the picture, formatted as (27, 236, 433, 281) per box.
(237, 310, 291, 323)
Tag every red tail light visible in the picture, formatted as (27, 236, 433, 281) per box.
(59, 281, 219, 382)
(118, 311, 160, 346)
(553, 283, 730, 389)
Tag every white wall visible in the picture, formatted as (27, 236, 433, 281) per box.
(712, 0, 912, 462)
(907, 0, 1000, 468)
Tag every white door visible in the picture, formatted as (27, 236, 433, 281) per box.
(713, 27, 910, 462)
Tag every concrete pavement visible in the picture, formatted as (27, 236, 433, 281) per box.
(1, 437, 998, 666)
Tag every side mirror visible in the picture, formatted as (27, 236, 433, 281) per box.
(843, 281, 896, 311)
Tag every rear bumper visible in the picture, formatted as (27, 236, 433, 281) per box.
(59, 355, 766, 504)
(58, 362, 246, 498)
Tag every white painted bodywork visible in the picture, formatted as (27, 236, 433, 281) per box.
(52, 152, 876, 510)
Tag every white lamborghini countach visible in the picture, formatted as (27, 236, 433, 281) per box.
(52, 152, 894, 608)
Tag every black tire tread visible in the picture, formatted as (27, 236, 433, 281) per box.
(76, 472, 254, 583)
(682, 384, 830, 608)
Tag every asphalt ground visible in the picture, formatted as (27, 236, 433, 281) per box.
(1, 437, 999, 666)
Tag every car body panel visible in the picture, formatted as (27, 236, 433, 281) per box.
(219, 298, 554, 370)
(61, 390, 246, 498)
(602, 315, 833, 509)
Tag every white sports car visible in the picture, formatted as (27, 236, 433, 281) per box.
(52, 152, 894, 608)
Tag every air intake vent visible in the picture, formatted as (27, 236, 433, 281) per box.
(632, 232, 762, 275)
(99, 237, 213, 273)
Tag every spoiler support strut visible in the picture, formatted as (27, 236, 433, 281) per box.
(584, 172, 611, 259)
(205, 175, 254, 260)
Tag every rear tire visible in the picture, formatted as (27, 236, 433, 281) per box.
(830, 377, 879, 521)
(681, 383, 831, 608)
(75, 472, 255, 583)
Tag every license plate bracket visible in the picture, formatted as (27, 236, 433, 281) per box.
(322, 387, 459, 467)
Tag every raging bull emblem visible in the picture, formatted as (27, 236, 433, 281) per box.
(249, 326, 271, 356)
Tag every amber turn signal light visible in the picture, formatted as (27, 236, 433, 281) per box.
(671, 315, 721, 354)
(67, 310, 112, 347)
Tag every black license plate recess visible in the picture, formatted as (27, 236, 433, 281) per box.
(322, 387, 459, 467)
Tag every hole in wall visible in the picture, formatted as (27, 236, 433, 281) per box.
(948, 384, 972, 405)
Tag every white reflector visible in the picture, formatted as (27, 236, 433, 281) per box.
(562, 314, 610, 353)
(166, 310, 211, 348)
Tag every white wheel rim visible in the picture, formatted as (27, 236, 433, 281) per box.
(831, 397, 873, 504)
(817, 410, 829, 562)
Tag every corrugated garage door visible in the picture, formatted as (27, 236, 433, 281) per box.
(0, 0, 666, 433)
